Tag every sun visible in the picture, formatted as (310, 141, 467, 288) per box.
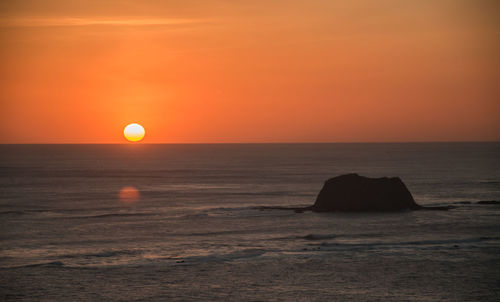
(124, 123, 145, 142)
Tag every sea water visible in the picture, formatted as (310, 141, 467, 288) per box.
(1, 143, 499, 301)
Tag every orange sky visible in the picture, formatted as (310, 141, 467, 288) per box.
(1, 0, 499, 143)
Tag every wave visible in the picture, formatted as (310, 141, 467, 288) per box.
(274, 232, 384, 241)
(168, 236, 500, 263)
(77, 213, 153, 219)
(181, 213, 209, 219)
(180, 205, 306, 218)
(0, 207, 151, 218)
(180, 229, 260, 237)
(476, 200, 500, 205)
(0, 209, 56, 216)
(7, 212, 155, 219)
(22, 261, 65, 268)
(174, 248, 269, 264)
(479, 236, 500, 241)
(17, 212, 157, 220)
(278, 234, 338, 241)
(4, 250, 143, 269)
(301, 234, 337, 240)
(478, 181, 500, 184)
(231, 191, 311, 197)
(205, 206, 271, 212)
(0, 211, 27, 216)
(308, 236, 500, 250)
(59, 249, 140, 259)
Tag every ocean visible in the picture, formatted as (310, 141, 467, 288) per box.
(1, 143, 499, 301)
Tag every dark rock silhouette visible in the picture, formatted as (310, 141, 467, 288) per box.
(256, 173, 455, 213)
(311, 174, 421, 212)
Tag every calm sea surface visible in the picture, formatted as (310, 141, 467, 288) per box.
(1, 143, 499, 301)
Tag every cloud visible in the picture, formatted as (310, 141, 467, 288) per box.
(0, 17, 204, 27)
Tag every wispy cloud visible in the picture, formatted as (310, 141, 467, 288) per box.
(0, 17, 204, 28)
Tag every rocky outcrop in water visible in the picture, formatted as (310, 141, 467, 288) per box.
(311, 174, 421, 212)
(257, 173, 456, 213)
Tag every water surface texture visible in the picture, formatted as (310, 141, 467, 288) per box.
(1, 143, 499, 301)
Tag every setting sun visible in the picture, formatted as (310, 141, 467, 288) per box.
(124, 123, 145, 142)
(1, 1, 499, 300)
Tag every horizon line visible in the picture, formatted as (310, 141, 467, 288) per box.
(1, 140, 499, 145)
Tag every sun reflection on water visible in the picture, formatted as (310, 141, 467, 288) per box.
(118, 186, 140, 203)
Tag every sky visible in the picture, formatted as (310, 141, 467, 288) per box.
(0, 0, 499, 143)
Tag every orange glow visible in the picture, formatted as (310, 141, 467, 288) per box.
(118, 186, 140, 204)
(0, 1, 498, 143)
(124, 123, 145, 142)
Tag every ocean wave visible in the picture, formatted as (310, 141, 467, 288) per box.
(301, 234, 337, 240)
(205, 206, 266, 212)
(0, 210, 27, 216)
(8, 212, 156, 219)
(66, 213, 154, 219)
(476, 200, 500, 205)
(176, 206, 259, 219)
(274, 234, 338, 241)
(478, 181, 500, 184)
(273, 232, 384, 241)
(22, 261, 65, 268)
(59, 249, 140, 259)
(479, 236, 500, 241)
(309, 236, 500, 250)
(0, 209, 56, 216)
(181, 213, 209, 219)
(230, 191, 311, 197)
(180, 229, 259, 237)
(175, 248, 269, 264)
(185, 205, 303, 217)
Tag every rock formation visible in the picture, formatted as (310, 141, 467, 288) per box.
(311, 174, 421, 212)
